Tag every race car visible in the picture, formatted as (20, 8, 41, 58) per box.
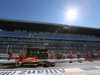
(15, 58, 55, 67)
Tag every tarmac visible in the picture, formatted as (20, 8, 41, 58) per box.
(0, 60, 100, 75)
(61, 70, 100, 75)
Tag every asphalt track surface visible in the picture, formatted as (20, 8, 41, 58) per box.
(0, 60, 100, 71)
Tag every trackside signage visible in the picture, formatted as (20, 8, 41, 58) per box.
(0, 69, 66, 75)
(0, 67, 100, 75)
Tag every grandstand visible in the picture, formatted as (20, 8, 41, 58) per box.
(0, 19, 100, 58)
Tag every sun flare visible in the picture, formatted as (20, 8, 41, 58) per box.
(66, 9, 77, 21)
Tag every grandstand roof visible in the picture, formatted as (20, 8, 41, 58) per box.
(0, 18, 100, 37)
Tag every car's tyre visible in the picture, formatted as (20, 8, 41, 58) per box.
(33, 63, 38, 67)
(69, 61, 72, 63)
(43, 61, 50, 67)
(51, 65, 55, 67)
(79, 61, 82, 63)
(33, 64, 38, 67)
(15, 62, 21, 68)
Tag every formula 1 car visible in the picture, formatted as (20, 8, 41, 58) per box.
(15, 58, 55, 67)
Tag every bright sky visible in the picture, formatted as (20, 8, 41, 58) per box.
(0, 0, 100, 28)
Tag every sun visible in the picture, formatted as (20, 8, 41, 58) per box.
(66, 9, 77, 21)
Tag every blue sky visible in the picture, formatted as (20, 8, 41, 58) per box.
(0, 0, 100, 28)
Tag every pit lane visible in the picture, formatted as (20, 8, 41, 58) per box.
(0, 60, 100, 71)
